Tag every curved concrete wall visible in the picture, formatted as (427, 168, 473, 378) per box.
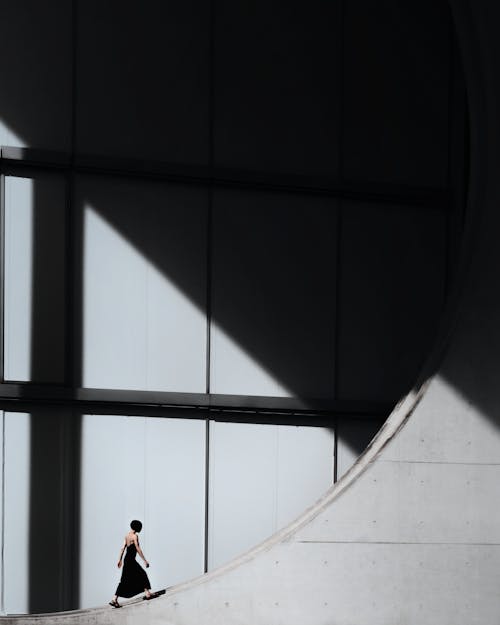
(2, 1, 499, 623)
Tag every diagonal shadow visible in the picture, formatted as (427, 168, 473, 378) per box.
(0, 0, 466, 615)
(78, 179, 340, 401)
(0, 0, 453, 407)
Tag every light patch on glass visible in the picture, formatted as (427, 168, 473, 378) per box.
(210, 321, 291, 397)
(4, 178, 34, 381)
(3, 413, 30, 613)
(83, 204, 206, 392)
(0, 121, 26, 149)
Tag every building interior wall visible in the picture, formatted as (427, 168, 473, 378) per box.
(0, 0, 465, 614)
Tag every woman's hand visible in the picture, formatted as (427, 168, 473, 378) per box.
(117, 561, 122, 568)
(145, 561, 150, 568)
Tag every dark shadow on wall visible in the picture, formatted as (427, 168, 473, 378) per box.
(336, 417, 385, 461)
(27, 410, 81, 613)
(0, 2, 72, 154)
(25, 180, 82, 613)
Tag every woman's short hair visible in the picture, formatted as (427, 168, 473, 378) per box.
(130, 520, 143, 532)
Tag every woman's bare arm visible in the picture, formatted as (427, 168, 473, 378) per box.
(134, 534, 149, 567)
(117, 538, 126, 568)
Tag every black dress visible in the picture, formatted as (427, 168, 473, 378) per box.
(115, 542, 151, 598)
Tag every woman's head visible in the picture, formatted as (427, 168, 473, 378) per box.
(130, 519, 143, 533)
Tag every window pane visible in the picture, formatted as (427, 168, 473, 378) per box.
(3, 412, 30, 614)
(79, 414, 206, 607)
(208, 421, 335, 569)
(338, 201, 446, 401)
(4, 175, 66, 383)
(79, 176, 207, 392)
(210, 189, 337, 399)
(4, 410, 68, 614)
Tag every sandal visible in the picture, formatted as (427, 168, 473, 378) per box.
(109, 600, 121, 608)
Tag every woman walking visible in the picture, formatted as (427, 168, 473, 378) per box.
(109, 520, 152, 608)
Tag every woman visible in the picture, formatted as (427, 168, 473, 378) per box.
(109, 520, 152, 608)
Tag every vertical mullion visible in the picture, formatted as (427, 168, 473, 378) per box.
(58, 412, 66, 608)
(62, 0, 80, 610)
(203, 418, 210, 573)
(206, 0, 215, 397)
(334, 0, 345, 403)
(444, 13, 455, 300)
(67, 0, 78, 391)
(334, 203, 343, 401)
(206, 195, 212, 395)
(333, 414, 338, 484)
(337, 0, 345, 184)
(445, 21, 467, 300)
(203, 0, 215, 573)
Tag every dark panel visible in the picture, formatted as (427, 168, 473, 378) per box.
(0, 1, 72, 150)
(77, 0, 210, 164)
(342, 0, 451, 188)
(338, 201, 446, 402)
(28, 409, 73, 612)
(214, 0, 341, 177)
(336, 416, 384, 478)
(31, 176, 67, 384)
(211, 188, 337, 399)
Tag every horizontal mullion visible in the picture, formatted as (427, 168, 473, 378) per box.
(0, 383, 392, 420)
(1, 147, 450, 209)
(1, 146, 70, 169)
(0, 400, 388, 428)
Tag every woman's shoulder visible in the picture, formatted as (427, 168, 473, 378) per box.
(125, 531, 138, 544)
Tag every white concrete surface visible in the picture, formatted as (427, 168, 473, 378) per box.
(2, 1, 500, 623)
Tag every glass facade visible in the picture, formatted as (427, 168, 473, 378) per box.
(0, 0, 465, 614)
